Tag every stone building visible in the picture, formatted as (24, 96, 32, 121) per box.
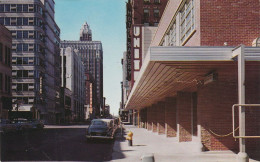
(0, 0, 61, 123)
(60, 47, 86, 121)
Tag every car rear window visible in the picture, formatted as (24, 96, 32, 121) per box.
(92, 121, 106, 126)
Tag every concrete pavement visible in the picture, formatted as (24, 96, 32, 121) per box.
(112, 124, 259, 162)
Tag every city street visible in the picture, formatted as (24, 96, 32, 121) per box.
(1, 125, 117, 161)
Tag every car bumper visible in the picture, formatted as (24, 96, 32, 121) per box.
(86, 135, 113, 139)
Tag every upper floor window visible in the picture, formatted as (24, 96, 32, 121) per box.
(0, 4, 42, 13)
(144, 0, 150, 3)
(154, 9, 160, 18)
(180, 0, 195, 43)
(154, 0, 160, 4)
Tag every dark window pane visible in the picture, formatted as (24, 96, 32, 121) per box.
(23, 4, 28, 12)
(17, 84, 22, 91)
(11, 4, 16, 12)
(17, 71, 22, 78)
(17, 17, 22, 25)
(0, 4, 4, 12)
(17, 57, 22, 64)
(23, 31, 28, 38)
(23, 97, 28, 104)
(0, 73, 2, 90)
(17, 44, 22, 52)
(0, 18, 4, 25)
(0, 43, 2, 62)
(5, 17, 10, 26)
(23, 17, 28, 25)
(23, 70, 28, 77)
(23, 84, 28, 91)
(17, 31, 22, 39)
(23, 57, 28, 64)
(5, 4, 10, 12)
(23, 44, 28, 51)
(17, 4, 22, 12)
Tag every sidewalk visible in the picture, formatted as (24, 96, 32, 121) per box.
(112, 125, 259, 162)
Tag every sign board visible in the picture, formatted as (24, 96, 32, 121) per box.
(126, 2, 132, 81)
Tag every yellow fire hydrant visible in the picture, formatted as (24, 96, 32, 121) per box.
(126, 131, 133, 146)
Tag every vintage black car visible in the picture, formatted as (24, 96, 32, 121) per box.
(86, 119, 115, 140)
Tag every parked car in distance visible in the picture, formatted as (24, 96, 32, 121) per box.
(14, 118, 31, 130)
(86, 119, 115, 140)
(0, 119, 17, 133)
(29, 119, 44, 129)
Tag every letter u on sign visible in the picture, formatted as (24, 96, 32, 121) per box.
(134, 27, 140, 36)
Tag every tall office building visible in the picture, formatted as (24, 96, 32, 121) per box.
(61, 22, 103, 118)
(0, 24, 12, 119)
(0, 0, 61, 123)
(60, 47, 86, 121)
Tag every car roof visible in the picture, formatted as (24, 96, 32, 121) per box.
(92, 119, 113, 123)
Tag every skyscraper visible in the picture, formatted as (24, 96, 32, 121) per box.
(61, 22, 103, 118)
(0, 0, 61, 123)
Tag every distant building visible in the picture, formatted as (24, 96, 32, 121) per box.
(0, 0, 61, 123)
(61, 22, 103, 118)
(60, 47, 86, 121)
(0, 24, 12, 119)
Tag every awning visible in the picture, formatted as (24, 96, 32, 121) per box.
(126, 46, 260, 110)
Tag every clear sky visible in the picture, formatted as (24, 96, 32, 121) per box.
(55, 0, 126, 116)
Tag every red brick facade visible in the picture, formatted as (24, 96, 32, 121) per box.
(165, 98, 177, 137)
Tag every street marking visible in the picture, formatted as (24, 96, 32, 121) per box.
(42, 151, 51, 160)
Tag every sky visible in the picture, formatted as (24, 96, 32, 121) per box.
(55, 0, 126, 116)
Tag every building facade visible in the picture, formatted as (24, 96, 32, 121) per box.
(61, 22, 103, 118)
(125, 0, 260, 159)
(60, 47, 86, 121)
(0, 24, 12, 119)
(0, 0, 61, 123)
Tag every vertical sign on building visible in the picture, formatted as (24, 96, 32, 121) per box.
(126, 2, 132, 81)
(132, 24, 142, 83)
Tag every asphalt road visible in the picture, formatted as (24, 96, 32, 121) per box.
(0, 125, 116, 161)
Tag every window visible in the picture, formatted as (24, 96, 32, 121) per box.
(28, 17, 34, 25)
(169, 23, 176, 46)
(10, 4, 17, 12)
(23, 57, 28, 64)
(11, 17, 17, 25)
(17, 31, 22, 39)
(144, 9, 149, 18)
(28, 31, 34, 38)
(0, 43, 2, 62)
(17, 4, 22, 12)
(0, 4, 4, 12)
(28, 44, 34, 51)
(23, 17, 28, 25)
(154, 0, 160, 3)
(5, 17, 10, 26)
(23, 44, 28, 51)
(5, 4, 10, 12)
(17, 44, 22, 52)
(5, 46, 11, 66)
(144, 0, 150, 3)
(23, 31, 28, 38)
(17, 17, 23, 25)
(0, 73, 2, 90)
(0, 18, 4, 25)
(180, 0, 195, 43)
(23, 4, 28, 12)
(17, 57, 22, 64)
(154, 9, 159, 18)
(28, 4, 34, 12)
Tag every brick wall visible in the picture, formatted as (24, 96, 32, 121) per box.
(198, 66, 239, 151)
(157, 102, 165, 134)
(177, 92, 192, 142)
(165, 98, 177, 137)
(200, 0, 260, 46)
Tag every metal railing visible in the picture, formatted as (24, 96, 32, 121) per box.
(232, 104, 260, 138)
